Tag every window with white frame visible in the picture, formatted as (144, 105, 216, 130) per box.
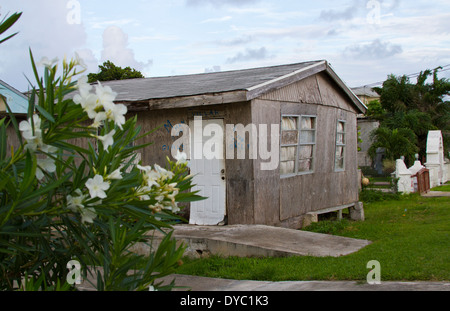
(280, 115, 316, 176)
(335, 120, 346, 171)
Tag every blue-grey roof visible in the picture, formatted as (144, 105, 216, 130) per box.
(0, 79, 28, 114)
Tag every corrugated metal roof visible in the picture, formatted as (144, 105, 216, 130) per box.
(81, 60, 366, 113)
(95, 61, 322, 102)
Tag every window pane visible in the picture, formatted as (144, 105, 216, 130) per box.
(300, 130, 315, 144)
(337, 121, 345, 132)
(280, 161, 295, 175)
(335, 146, 344, 158)
(281, 131, 298, 145)
(300, 117, 315, 130)
(281, 146, 296, 161)
(336, 133, 345, 144)
(335, 157, 344, 169)
(298, 158, 312, 172)
(299, 145, 313, 159)
(281, 117, 297, 130)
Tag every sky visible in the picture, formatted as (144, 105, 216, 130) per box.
(1, 0, 450, 92)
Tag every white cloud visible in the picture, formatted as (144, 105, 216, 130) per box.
(100, 26, 152, 72)
(90, 18, 136, 30)
(201, 16, 232, 24)
(0, 0, 88, 91)
(226, 47, 273, 64)
(343, 39, 403, 59)
(186, 0, 259, 7)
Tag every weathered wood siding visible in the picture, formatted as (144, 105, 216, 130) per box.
(251, 100, 280, 226)
(5, 119, 23, 157)
(131, 102, 255, 225)
(255, 72, 360, 228)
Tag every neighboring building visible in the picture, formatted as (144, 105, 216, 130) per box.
(352, 86, 380, 107)
(94, 60, 367, 229)
(1, 79, 28, 157)
(352, 86, 382, 171)
(356, 117, 380, 168)
(0, 79, 28, 115)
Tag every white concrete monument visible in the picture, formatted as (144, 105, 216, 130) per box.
(395, 157, 413, 193)
(425, 130, 446, 188)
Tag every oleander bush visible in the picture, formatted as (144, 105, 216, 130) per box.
(0, 51, 201, 291)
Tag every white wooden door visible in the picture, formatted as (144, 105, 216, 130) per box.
(189, 119, 226, 225)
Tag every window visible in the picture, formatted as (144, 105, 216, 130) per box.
(280, 115, 316, 176)
(335, 120, 346, 171)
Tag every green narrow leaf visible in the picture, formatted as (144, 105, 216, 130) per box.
(19, 151, 37, 193)
(29, 49, 44, 92)
(19, 172, 71, 203)
(0, 12, 22, 34)
(35, 104, 55, 123)
(27, 89, 36, 120)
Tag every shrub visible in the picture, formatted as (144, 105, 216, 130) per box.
(0, 52, 201, 290)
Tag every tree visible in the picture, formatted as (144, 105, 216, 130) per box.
(87, 61, 144, 83)
(368, 127, 419, 165)
(370, 67, 450, 163)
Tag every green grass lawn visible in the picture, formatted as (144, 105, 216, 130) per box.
(431, 182, 450, 192)
(177, 193, 450, 281)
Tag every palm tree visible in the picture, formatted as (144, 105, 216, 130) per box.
(368, 127, 419, 166)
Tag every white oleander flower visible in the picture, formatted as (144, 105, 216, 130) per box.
(137, 165, 160, 188)
(174, 150, 187, 165)
(74, 52, 87, 70)
(154, 164, 174, 180)
(74, 75, 92, 98)
(36, 157, 56, 180)
(106, 168, 122, 180)
(37, 56, 59, 69)
(95, 81, 117, 109)
(96, 129, 116, 151)
(19, 115, 43, 152)
(85, 174, 110, 199)
(67, 189, 87, 212)
(80, 206, 97, 224)
(105, 103, 127, 130)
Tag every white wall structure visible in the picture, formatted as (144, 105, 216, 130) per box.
(425, 130, 446, 188)
(395, 158, 413, 193)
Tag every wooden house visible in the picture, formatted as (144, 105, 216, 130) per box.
(96, 60, 367, 229)
(3, 61, 366, 229)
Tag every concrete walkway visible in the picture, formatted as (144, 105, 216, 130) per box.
(421, 191, 450, 197)
(152, 224, 372, 258)
(162, 274, 450, 291)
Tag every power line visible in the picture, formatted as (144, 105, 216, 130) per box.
(355, 64, 450, 89)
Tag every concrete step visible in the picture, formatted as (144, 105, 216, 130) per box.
(134, 224, 372, 258)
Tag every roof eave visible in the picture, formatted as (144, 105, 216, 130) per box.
(245, 60, 367, 114)
(324, 63, 367, 114)
(246, 60, 327, 101)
